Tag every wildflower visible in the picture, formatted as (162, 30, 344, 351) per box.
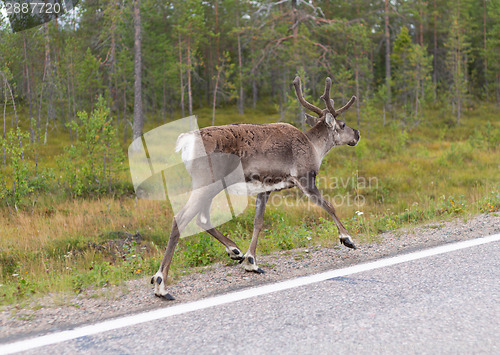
(355, 211, 364, 216)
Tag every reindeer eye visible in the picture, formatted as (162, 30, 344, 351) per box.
(340, 121, 346, 129)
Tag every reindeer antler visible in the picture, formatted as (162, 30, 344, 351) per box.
(294, 76, 357, 119)
(292, 76, 323, 117)
(320, 77, 336, 116)
(320, 77, 356, 118)
(336, 96, 356, 116)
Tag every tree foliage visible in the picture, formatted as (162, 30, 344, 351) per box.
(0, 0, 498, 140)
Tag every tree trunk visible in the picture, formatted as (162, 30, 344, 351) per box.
(44, 87, 53, 144)
(280, 68, 287, 121)
(110, 12, 119, 126)
(237, 30, 244, 115)
(433, 0, 438, 101)
(415, 63, 420, 121)
(187, 35, 193, 116)
(355, 64, 360, 126)
(178, 33, 185, 117)
(384, 0, 392, 108)
(43, 22, 54, 145)
(162, 62, 167, 122)
(70, 52, 77, 140)
(418, 1, 425, 100)
(2, 83, 6, 164)
(133, 0, 144, 141)
(66, 62, 73, 144)
(419, 1, 424, 46)
(123, 72, 128, 145)
(456, 4, 462, 125)
(236, 7, 244, 115)
(1, 73, 22, 160)
(212, 63, 223, 126)
(483, 0, 488, 100)
(36, 80, 43, 143)
(252, 75, 258, 109)
(214, 0, 220, 60)
(496, 74, 500, 105)
(23, 31, 34, 144)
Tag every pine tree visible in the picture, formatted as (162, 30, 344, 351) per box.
(445, 2, 470, 124)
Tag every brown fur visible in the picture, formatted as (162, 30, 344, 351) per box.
(199, 123, 318, 183)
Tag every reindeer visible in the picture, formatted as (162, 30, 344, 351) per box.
(152, 76, 360, 299)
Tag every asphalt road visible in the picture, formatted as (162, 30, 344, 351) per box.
(9, 237, 500, 354)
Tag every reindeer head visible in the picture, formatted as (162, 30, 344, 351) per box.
(293, 76, 360, 147)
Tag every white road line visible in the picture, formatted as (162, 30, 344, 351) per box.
(2, 233, 499, 354)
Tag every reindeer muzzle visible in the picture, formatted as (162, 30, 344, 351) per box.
(348, 129, 360, 146)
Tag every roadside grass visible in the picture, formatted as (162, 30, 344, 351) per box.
(0, 103, 499, 306)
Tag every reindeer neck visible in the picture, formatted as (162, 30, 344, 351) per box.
(305, 122, 334, 160)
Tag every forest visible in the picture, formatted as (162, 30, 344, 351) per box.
(0, 0, 499, 303)
(0, 0, 499, 139)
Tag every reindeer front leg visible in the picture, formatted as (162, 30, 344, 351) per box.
(295, 173, 356, 249)
(241, 191, 271, 273)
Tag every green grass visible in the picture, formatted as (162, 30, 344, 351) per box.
(0, 102, 499, 306)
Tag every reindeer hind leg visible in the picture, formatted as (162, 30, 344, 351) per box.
(152, 189, 211, 299)
(195, 199, 244, 261)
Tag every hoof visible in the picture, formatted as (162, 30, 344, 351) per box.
(152, 271, 173, 299)
(246, 267, 265, 274)
(340, 237, 357, 249)
(241, 255, 265, 273)
(226, 247, 244, 261)
(155, 293, 175, 300)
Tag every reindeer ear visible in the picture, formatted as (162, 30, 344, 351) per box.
(325, 113, 336, 128)
(304, 113, 320, 127)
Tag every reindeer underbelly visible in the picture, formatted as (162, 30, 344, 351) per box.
(227, 180, 294, 196)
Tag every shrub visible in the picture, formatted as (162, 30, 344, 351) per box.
(184, 234, 220, 267)
(59, 96, 125, 197)
(0, 128, 53, 209)
(484, 122, 500, 150)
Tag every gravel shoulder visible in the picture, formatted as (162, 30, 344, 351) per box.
(1, 212, 499, 343)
